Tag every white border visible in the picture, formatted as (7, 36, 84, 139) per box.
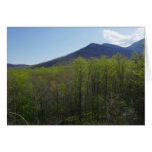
(0, 0, 152, 152)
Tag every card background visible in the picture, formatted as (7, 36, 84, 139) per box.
(0, 0, 152, 152)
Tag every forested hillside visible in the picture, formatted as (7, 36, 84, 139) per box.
(7, 51, 144, 125)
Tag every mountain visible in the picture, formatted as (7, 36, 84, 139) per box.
(127, 38, 145, 52)
(7, 39, 144, 68)
(7, 63, 28, 68)
(32, 39, 144, 68)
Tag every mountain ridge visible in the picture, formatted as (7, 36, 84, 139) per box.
(7, 63, 29, 68)
(8, 38, 145, 68)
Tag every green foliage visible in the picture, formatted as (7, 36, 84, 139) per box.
(7, 52, 145, 125)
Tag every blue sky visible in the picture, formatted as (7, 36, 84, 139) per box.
(7, 27, 145, 65)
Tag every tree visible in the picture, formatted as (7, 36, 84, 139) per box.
(73, 57, 87, 121)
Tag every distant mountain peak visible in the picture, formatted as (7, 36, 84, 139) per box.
(87, 43, 100, 47)
(8, 39, 145, 68)
(127, 38, 145, 52)
(7, 63, 28, 68)
(102, 43, 119, 47)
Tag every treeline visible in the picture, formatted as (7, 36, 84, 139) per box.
(7, 52, 144, 125)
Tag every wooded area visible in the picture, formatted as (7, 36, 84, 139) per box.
(7, 52, 144, 125)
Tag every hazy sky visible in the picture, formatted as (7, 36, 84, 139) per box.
(7, 27, 144, 65)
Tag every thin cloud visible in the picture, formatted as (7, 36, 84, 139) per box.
(103, 28, 145, 47)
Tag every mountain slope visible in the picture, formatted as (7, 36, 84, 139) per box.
(7, 63, 28, 68)
(32, 39, 144, 68)
(127, 38, 144, 52)
(8, 39, 145, 68)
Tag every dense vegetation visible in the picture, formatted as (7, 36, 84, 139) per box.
(7, 52, 144, 125)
